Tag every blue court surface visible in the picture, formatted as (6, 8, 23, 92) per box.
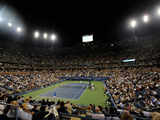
(40, 83, 88, 99)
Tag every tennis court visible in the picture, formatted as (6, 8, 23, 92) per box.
(40, 83, 88, 99)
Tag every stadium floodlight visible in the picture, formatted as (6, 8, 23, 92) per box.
(50, 34, 56, 41)
(43, 33, 48, 39)
(157, 8, 160, 16)
(16, 27, 22, 33)
(34, 31, 40, 38)
(0, 17, 3, 22)
(129, 20, 137, 28)
(8, 22, 12, 27)
(143, 15, 149, 23)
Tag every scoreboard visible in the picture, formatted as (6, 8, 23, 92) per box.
(82, 35, 93, 43)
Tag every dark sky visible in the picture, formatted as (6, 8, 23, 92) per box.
(1, 0, 160, 47)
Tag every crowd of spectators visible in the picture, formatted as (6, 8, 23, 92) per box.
(0, 94, 122, 120)
(0, 69, 111, 101)
(0, 45, 160, 69)
(105, 67, 160, 112)
(0, 43, 159, 119)
(0, 94, 160, 120)
(0, 71, 59, 98)
(0, 67, 159, 119)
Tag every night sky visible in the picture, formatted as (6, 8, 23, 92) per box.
(1, 0, 160, 47)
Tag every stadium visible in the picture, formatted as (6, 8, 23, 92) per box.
(0, 0, 160, 120)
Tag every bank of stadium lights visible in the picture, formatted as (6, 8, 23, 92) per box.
(143, 15, 149, 23)
(33, 31, 57, 41)
(128, 6, 160, 28)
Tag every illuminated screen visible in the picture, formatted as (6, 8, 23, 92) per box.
(122, 59, 136, 63)
(82, 35, 93, 43)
